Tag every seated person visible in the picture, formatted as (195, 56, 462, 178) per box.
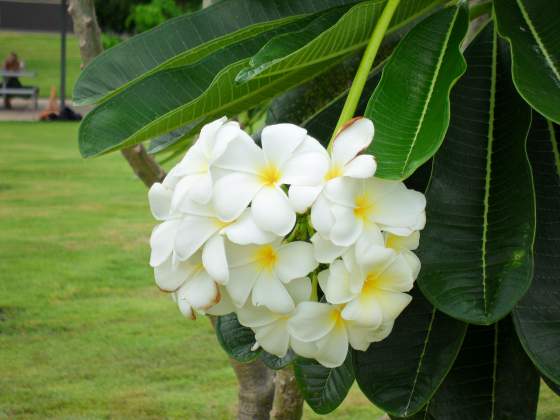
(3, 52, 37, 109)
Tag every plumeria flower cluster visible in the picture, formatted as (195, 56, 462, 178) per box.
(149, 116, 426, 368)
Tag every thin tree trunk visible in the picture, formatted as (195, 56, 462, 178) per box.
(67, 0, 165, 189)
(270, 366, 304, 420)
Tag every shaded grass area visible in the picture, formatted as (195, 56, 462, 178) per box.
(0, 32, 81, 99)
(0, 122, 391, 418)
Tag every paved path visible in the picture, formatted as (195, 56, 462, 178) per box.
(0, 98, 91, 121)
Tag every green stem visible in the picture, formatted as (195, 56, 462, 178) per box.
(328, 0, 401, 149)
(469, 0, 491, 20)
(311, 272, 319, 302)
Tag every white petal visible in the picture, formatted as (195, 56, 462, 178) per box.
(310, 194, 335, 237)
(288, 185, 323, 213)
(374, 254, 415, 293)
(261, 123, 307, 167)
(280, 152, 329, 186)
(366, 320, 394, 343)
(324, 177, 362, 208)
(213, 133, 265, 174)
(202, 235, 229, 284)
(288, 302, 335, 342)
(175, 144, 207, 176)
(276, 241, 318, 283)
(314, 324, 349, 368)
(346, 322, 374, 351)
(341, 296, 383, 328)
(330, 206, 363, 247)
(180, 271, 219, 310)
(319, 261, 355, 304)
(252, 271, 294, 313)
(205, 286, 236, 316)
(375, 290, 412, 321)
(186, 172, 213, 204)
(174, 216, 219, 261)
(251, 187, 296, 236)
(154, 254, 196, 292)
(290, 337, 318, 359)
(195, 116, 227, 156)
(223, 209, 277, 245)
(176, 294, 195, 320)
(225, 241, 266, 268)
(237, 302, 279, 328)
(355, 243, 395, 273)
(210, 120, 241, 159)
(354, 227, 386, 263)
(213, 172, 262, 221)
(285, 277, 312, 304)
(311, 233, 345, 264)
(385, 231, 420, 252)
(403, 250, 421, 279)
(226, 263, 260, 308)
(332, 117, 374, 166)
(343, 154, 377, 178)
(148, 183, 172, 220)
(254, 319, 290, 357)
(150, 220, 180, 267)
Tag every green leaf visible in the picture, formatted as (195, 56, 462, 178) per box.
(73, 0, 364, 105)
(513, 113, 560, 385)
(260, 349, 296, 370)
(494, 0, 560, 124)
(417, 22, 535, 325)
(427, 319, 540, 420)
(364, 3, 468, 180)
(353, 287, 467, 417)
(293, 352, 354, 414)
(78, 27, 341, 157)
(236, 0, 443, 81)
(215, 313, 260, 363)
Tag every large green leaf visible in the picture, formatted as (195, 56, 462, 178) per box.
(513, 113, 560, 385)
(417, 23, 535, 325)
(73, 0, 365, 105)
(78, 29, 341, 157)
(427, 319, 540, 420)
(260, 349, 296, 370)
(236, 0, 442, 82)
(494, 0, 560, 124)
(215, 313, 260, 363)
(353, 288, 466, 417)
(293, 352, 354, 414)
(364, 3, 468, 180)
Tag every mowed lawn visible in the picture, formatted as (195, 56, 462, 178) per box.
(0, 122, 389, 419)
(0, 31, 82, 99)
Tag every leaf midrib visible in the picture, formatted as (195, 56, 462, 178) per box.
(481, 25, 498, 317)
(547, 120, 560, 179)
(401, 6, 461, 177)
(515, 0, 560, 83)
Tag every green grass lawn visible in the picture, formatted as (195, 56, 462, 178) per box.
(0, 31, 81, 99)
(0, 122, 558, 419)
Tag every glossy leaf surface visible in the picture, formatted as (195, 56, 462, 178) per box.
(260, 349, 296, 370)
(494, 0, 560, 124)
(293, 352, 354, 414)
(365, 3, 468, 180)
(354, 288, 466, 417)
(513, 114, 560, 385)
(216, 313, 260, 363)
(236, 0, 441, 81)
(418, 23, 535, 325)
(73, 0, 364, 105)
(428, 319, 540, 420)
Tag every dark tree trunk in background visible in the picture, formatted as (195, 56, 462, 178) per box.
(68, 0, 165, 189)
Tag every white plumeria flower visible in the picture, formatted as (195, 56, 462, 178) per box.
(289, 117, 377, 213)
(237, 277, 316, 357)
(170, 117, 245, 205)
(312, 176, 426, 247)
(212, 124, 329, 236)
(384, 231, 421, 278)
(288, 302, 393, 368)
(149, 194, 275, 285)
(164, 251, 220, 320)
(225, 239, 318, 314)
(318, 245, 414, 328)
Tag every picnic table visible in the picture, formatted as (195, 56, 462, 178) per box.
(1, 70, 39, 109)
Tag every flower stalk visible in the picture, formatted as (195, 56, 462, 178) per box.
(328, 0, 401, 149)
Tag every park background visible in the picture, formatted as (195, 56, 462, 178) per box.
(0, 0, 558, 418)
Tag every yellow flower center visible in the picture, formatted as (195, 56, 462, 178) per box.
(353, 193, 374, 222)
(330, 308, 346, 329)
(259, 164, 281, 187)
(361, 272, 382, 296)
(324, 165, 343, 181)
(255, 245, 278, 271)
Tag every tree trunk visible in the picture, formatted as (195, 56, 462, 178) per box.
(69, 1, 304, 418)
(68, 0, 165, 189)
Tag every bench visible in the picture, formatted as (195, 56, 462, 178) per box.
(1, 70, 38, 110)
